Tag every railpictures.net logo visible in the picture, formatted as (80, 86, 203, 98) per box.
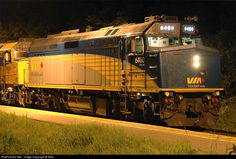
(1, 156, 54, 159)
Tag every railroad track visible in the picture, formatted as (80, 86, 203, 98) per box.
(172, 126, 236, 138)
(202, 128, 236, 138)
(172, 126, 236, 155)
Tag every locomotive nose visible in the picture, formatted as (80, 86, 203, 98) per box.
(159, 48, 222, 89)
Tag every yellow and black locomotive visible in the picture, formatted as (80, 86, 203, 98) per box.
(0, 15, 223, 127)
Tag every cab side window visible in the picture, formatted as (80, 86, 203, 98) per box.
(126, 36, 144, 55)
(4, 51, 11, 63)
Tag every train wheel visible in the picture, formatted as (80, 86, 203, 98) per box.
(106, 98, 113, 118)
(50, 95, 62, 112)
(59, 92, 70, 113)
(128, 101, 138, 121)
(113, 100, 121, 119)
(19, 89, 30, 108)
(143, 102, 154, 123)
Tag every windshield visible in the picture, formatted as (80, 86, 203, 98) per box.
(145, 22, 198, 51)
(146, 35, 180, 51)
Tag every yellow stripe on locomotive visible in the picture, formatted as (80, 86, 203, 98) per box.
(26, 53, 159, 92)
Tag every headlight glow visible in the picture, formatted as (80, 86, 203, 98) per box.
(193, 55, 200, 61)
(193, 55, 200, 68)
(193, 62, 200, 68)
(176, 95, 184, 101)
(205, 94, 212, 101)
(7, 87, 13, 92)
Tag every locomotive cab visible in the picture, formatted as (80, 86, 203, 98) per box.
(140, 16, 223, 127)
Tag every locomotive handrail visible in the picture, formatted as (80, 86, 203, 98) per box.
(128, 70, 145, 74)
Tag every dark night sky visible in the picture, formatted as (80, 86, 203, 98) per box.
(0, 0, 235, 39)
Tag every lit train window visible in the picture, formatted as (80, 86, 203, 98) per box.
(147, 36, 169, 48)
(126, 36, 144, 54)
(182, 37, 195, 45)
(147, 37, 158, 47)
(4, 51, 11, 62)
(64, 41, 79, 49)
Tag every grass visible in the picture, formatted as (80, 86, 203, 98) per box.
(0, 112, 204, 155)
(215, 96, 236, 132)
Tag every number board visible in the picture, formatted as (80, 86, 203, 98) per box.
(181, 24, 197, 35)
(156, 22, 180, 37)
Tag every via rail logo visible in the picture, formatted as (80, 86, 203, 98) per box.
(187, 77, 206, 88)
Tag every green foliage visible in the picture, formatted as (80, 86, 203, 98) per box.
(202, 29, 236, 97)
(215, 96, 236, 132)
(0, 112, 203, 155)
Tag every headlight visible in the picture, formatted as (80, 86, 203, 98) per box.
(193, 62, 200, 68)
(193, 55, 200, 61)
(206, 95, 211, 100)
(193, 55, 200, 68)
(177, 95, 184, 101)
(175, 94, 184, 102)
(203, 94, 212, 101)
(7, 87, 13, 92)
(141, 93, 148, 97)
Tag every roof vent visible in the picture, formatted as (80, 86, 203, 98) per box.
(47, 29, 80, 38)
(104, 28, 120, 36)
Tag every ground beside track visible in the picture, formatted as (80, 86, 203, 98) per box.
(0, 111, 201, 154)
(0, 105, 236, 154)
